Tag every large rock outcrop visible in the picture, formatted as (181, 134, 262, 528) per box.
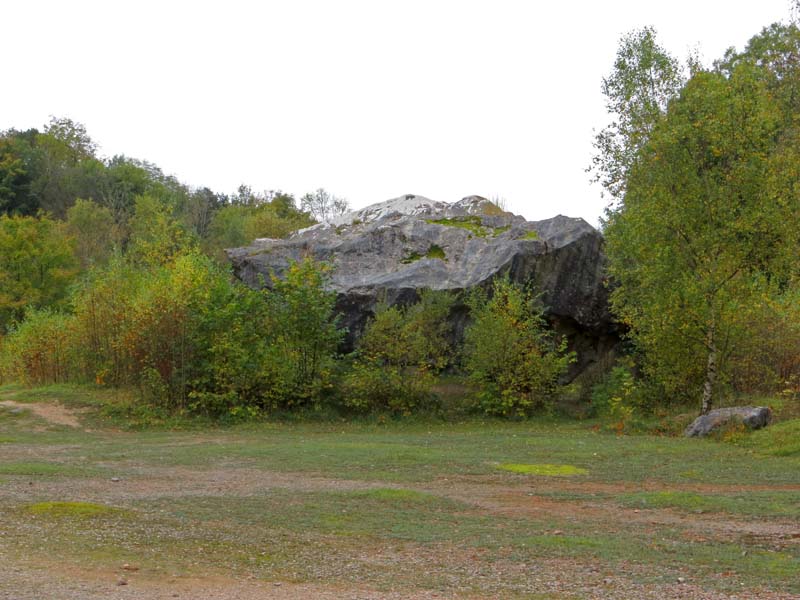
(227, 195, 617, 372)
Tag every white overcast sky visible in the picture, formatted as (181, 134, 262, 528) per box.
(2, 0, 793, 226)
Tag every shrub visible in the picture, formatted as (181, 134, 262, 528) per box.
(589, 357, 643, 432)
(120, 252, 273, 413)
(70, 252, 271, 415)
(0, 309, 79, 385)
(725, 285, 800, 398)
(71, 257, 143, 386)
(463, 279, 573, 416)
(260, 258, 344, 409)
(343, 290, 455, 414)
(184, 277, 271, 416)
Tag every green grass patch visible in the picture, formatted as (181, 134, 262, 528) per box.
(144, 489, 471, 544)
(351, 487, 437, 503)
(619, 490, 800, 518)
(400, 251, 422, 264)
(520, 230, 539, 240)
(41, 417, 800, 486)
(0, 406, 799, 595)
(0, 461, 75, 476)
(0, 383, 143, 430)
(738, 418, 800, 457)
(401, 244, 447, 264)
(26, 501, 121, 517)
(426, 216, 485, 235)
(497, 463, 588, 476)
(425, 244, 446, 260)
(425, 216, 509, 238)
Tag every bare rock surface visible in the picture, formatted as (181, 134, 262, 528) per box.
(227, 194, 616, 362)
(685, 406, 773, 437)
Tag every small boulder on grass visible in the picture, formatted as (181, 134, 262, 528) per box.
(685, 406, 772, 438)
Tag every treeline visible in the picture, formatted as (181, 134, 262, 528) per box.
(0, 118, 353, 331)
(0, 119, 571, 417)
(0, 118, 322, 258)
(592, 20, 800, 417)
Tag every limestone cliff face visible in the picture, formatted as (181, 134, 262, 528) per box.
(227, 195, 617, 370)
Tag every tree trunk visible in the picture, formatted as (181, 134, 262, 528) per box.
(701, 324, 717, 415)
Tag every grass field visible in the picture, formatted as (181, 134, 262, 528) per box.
(0, 384, 798, 599)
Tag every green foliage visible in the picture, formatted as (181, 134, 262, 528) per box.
(128, 194, 195, 267)
(244, 203, 312, 241)
(260, 259, 344, 409)
(590, 358, 644, 431)
(0, 120, 188, 227)
(0, 309, 78, 385)
(590, 27, 684, 206)
(463, 279, 573, 416)
(723, 285, 800, 396)
(120, 254, 218, 407)
(70, 257, 143, 386)
(105, 252, 273, 414)
(180, 282, 267, 416)
(0, 131, 39, 215)
(1, 241, 344, 416)
(605, 57, 800, 411)
(66, 199, 119, 268)
(175, 187, 224, 240)
(716, 23, 800, 121)
(343, 290, 454, 414)
(0, 214, 78, 332)
(30, 118, 106, 218)
(96, 155, 174, 235)
(2, 119, 317, 264)
(206, 204, 249, 251)
(204, 195, 313, 260)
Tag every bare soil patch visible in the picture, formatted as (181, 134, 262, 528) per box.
(1, 408, 798, 600)
(0, 400, 83, 428)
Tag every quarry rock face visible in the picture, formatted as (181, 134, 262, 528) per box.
(227, 195, 617, 372)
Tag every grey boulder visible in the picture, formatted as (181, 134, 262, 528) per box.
(685, 406, 772, 437)
(227, 194, 617, 368)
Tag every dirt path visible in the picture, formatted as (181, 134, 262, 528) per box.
(0, 400, 82, 428)
(6, 463, 798, 546)
(1, 554, 794, 600)
(0, 561, 461, 600)
(1, 427, 798, 599)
